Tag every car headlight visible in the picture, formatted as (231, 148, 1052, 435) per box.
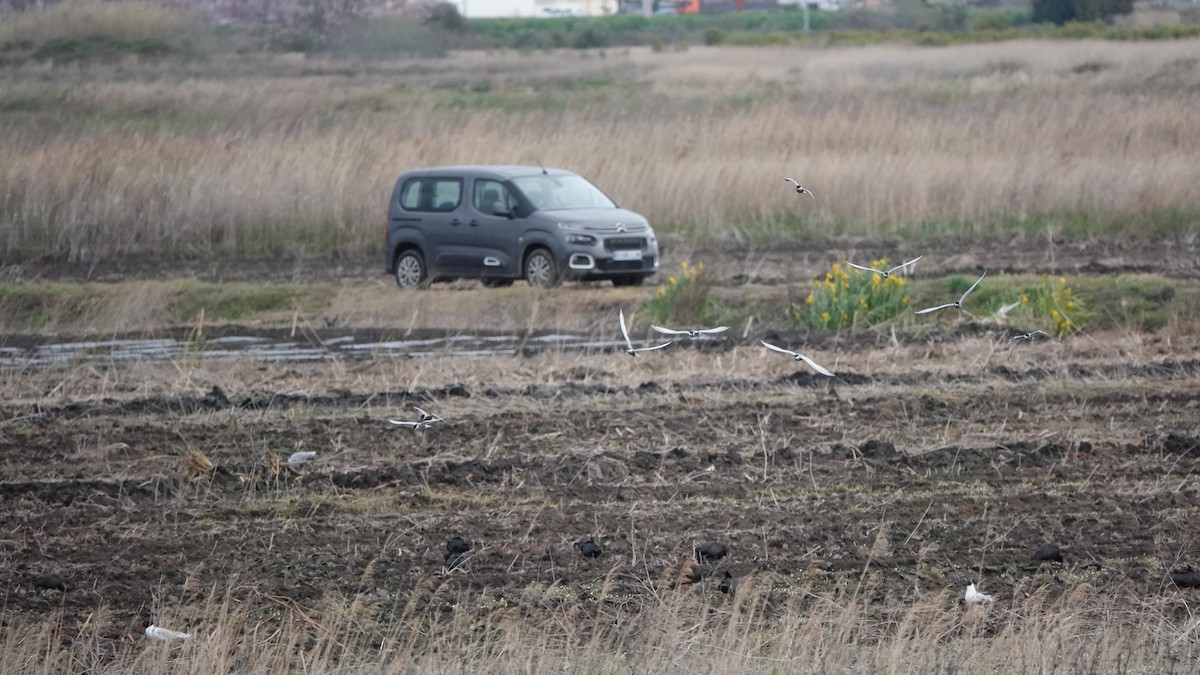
(564, 234, 596, 245)
(556, 222, 585, 232)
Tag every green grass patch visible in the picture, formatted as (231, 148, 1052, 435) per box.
(164, 281, 336, 323)
(0, 283, 108, 331)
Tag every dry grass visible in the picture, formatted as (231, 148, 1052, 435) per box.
(3, 581, 1196, 673)
(2, 40, 1199, 262)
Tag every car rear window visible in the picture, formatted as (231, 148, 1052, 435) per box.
(399, 178, 463, 213)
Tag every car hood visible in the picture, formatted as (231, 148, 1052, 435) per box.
(542, 208, 652, 234)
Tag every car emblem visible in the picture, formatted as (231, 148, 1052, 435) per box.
(615, 222, 627, 233)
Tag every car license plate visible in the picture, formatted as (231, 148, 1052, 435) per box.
(612, 250, 642, 262)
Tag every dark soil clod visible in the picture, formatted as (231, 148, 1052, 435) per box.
(1171, 565, 1200, 589)
(31, 572, 67, 592)
(447, 536, 471, 556)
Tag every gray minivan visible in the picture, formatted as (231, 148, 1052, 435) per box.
(385, 165, 659, 288)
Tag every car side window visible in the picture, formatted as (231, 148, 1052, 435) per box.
(473, 180, 516, 215)
(398, 178, 463, 213)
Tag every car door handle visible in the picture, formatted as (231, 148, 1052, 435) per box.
(467, 220, 479, 227)
(450, 218, 461, 226)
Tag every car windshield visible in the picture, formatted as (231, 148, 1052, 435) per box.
(511, 175, 615, 211)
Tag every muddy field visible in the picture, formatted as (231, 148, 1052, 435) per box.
(2, 298, 1199, 648)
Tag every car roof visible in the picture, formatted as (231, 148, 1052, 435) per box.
(403, 165, 575, 180)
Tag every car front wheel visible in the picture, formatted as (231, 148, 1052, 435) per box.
(524, 248, 560, 289)
(394, 250, 428, 289)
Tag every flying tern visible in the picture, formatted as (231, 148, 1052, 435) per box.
(619, 309, 672, 356)
(963, 583, 994, 604)
(760, 340, 834, 377)
(1011, 330, 1051, 342)
(784, 178, 815, 201)
(650, 324, 730, 338)
(915, 271, 987, 315)
(388, 419, 437, 430)
(143, 623, 190, 640)
(845, 255, 923, 279)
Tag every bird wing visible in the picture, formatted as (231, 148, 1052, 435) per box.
(959, 271, 987, 302)
(784, 177, 799, 186)
(915, 303, 956, 315)
(846, 261, 883, 275)
(414, 406, 443, 421)
(618, 309, 633, 349)
(631, 341, 672, 353)
(1010, 334, 1028, 341)
(890, 255, 923, 275)
(699, 325, 730, 334)
(650, 324, 686, 336)
(286, 451, 316, 463)
(760, 339, 798, 358)
(1031, 330, 1051, 339)
(797, 353, 834, 377)
(803, 190, 816, 201)
(388, 420, 420, 427)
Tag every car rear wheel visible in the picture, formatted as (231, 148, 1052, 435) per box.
(524, 248, 560, 289)
(394, 250, 428, 289)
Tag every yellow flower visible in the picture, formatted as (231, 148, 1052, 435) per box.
(902, 296, 910, 305)
(1020, 293, 1030, 304)
(1059, 277, 1067, 285)
(669, 276, 677, 286)
(892, 276, 905, 286)
(859, 296, 869, 310)
(1051, 309, 1059, 319)
(821, 311, 830, 323)
(806, 294, 814, 305)
(871, 274, 881, 287)
(681, 261, 688, 270)
(656, 288, 665, 298)
(825, 273, 833, 282)
(832, 263, 841, 274)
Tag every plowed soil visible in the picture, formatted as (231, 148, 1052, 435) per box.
(2, 323, 1198, 640)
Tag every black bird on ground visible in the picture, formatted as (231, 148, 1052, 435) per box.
(31, 573, 67, 592)
(718, 571, 740, 595)
(577, 538, 603, 559)
(447, 536, 471, 556)
(696, 541, 728, 563)
(1033, 542, 1063, 563)
(1171, 565, 1200, 589)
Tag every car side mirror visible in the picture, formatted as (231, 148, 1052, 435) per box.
(492, 201, 513, 218)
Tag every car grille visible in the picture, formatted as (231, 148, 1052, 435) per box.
(604, 237, 646, 251)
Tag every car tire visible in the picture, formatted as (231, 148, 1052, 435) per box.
(524, 248, 560, 289)
(481, 278, 514, 288)
(394, 250, 428, 289)
(611, 275, 645, 287)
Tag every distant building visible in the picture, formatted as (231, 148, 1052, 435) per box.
(443, 0, 614, 17)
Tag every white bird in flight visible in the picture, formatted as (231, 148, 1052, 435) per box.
(759, 340, 834, 377)
(619, 309, 672, 357)
(650, 324, 730, 338)
(143, 623, 190, 640)
(286, 451, 317, 466)
(845, 255, 924, 279)
(915, 271, 987, 315)
(388, 419, 437, 430)
(1011, 330, 1051, 342)
(963, 583, 994, 604)
(784, 178, 815, 201)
